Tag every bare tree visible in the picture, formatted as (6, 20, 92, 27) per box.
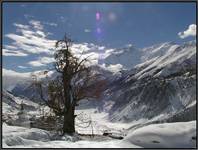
(31, 34, 106, 135)
(54, 34, 108, 134)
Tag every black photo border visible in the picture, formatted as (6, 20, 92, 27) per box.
(0, 0, 197, 149)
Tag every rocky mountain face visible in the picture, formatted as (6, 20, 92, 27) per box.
(11, 81, 40, 103)
(100, 41, 196, 123)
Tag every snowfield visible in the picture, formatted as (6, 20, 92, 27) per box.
(2, 121, 139, 148)
(3, 120, 196, 148)
(2, 89, 196, 148)
(124, 121, 196, 148)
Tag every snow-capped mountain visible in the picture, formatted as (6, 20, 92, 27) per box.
(100, 41, 196, 123)
(9, 70, 56, 103)
(6, 41, 197, 123)
(4, 43, 141, 93)
(2, 40, 196, 148)
(102, 44, 141, 70)
(135, 41, 196, 79)
(11, 64, 114, 103)
(71, 43, 142, 72)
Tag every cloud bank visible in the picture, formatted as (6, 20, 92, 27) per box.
(4, 20, 56, 57)
(3, 48, 28, 56)
(28, 57, 55, 67)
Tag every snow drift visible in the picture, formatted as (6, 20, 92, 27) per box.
(123, 121, 196, 148)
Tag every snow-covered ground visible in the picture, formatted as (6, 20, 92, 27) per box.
(2, 106, 196, 148)
(75, 108, 131, 135)
(3, 120, 196, 148)
(2, 122, 139, 148)
(2, 91, 196, 148)
(2, 108, 140, 148)
(124, 121, 196, 148)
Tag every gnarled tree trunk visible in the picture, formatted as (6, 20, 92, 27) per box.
(62, 73, 75, 134)
(62, 104, 75, 134)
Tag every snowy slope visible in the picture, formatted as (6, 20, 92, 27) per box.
(2, 90, 39, 113)
(2, 119, 196, 148)
(104, 41, 196, 123)
(124, 121, 196, 148)
(2, 122, 140, 148)
(2, 90, 41, 127)
(136, 41, 196, 79)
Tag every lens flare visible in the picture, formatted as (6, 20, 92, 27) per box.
(97, 27, 101, 34)
(96, 12, 101, 20)
(108, 12, 116, 22)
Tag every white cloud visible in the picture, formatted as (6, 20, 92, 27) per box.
(2, 68, 54, 90)
(105, 64, 123, 73)
(60, 16, 66, 22)
(28, 57, 55, 67)
(3, 49, 28, 57)
(3, 68, 30, 77)
(5, 33, 55, 54)
(18, 66, 28, 69)
(29, 20, 44, 30)
(4, 45, 17, 50)
(5, 20, 56, 55)
(84, 29, 91, 33)
(24, 14, 34, 19)
(40, 57, 55, 64)
(178, 24, 196, 39)
(44, 22, 58, 27)
(2, 68, 30, 90)
(13, 23, 29, 30)
(28, 61, 45, 67)
(36, 30, 46, 38)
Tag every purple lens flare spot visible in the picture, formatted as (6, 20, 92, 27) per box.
(97, 27, 101, 34)
(96, 12, 101, 20)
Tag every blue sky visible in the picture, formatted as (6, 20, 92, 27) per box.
(2, 2, 196, 73)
